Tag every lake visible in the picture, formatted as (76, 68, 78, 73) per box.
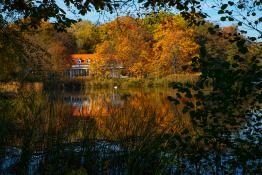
(0, 86, 261, 174)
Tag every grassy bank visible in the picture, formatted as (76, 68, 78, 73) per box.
(0, 74, 200, 92)
(60, 73, 200, 89)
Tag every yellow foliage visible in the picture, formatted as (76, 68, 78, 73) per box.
(152, 15, 200, 75)
(94, 15, 200, 77)
(94, 16, 153, 77)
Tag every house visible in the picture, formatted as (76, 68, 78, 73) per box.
(67, 54, 124, 78)
(67, 54, 95, 77)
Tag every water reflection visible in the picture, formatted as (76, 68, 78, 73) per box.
(64, 92, 125, 117)
(0, 88, 261, 174)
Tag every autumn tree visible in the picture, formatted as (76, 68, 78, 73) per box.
(20, 21, 76, 80)
(94, 16, 153, 78)
(68, 20, 100, 53)
(0, 20, 77, 81)
(0, 18, 25, 81)
(151, 14, 200, 76)
(92, 41, 117, 77)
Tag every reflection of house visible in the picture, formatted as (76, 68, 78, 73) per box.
(66, 54, 123, 78)
(64, 94, 124, 117)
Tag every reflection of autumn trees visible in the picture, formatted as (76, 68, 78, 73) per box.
(2, 90, 196, 157)
(75, 90, 194, 140)
(2, 88, 258, 174)
(63, 89, 195, 141)
(69, 92, 123, 117)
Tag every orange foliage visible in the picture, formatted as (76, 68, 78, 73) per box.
(94, 15, 200, 77)
(95, 16, 153, 77)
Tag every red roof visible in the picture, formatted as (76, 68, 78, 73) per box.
(70, 54, 97, 65)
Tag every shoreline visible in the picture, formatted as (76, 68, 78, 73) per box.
(0, 73, 200, 93)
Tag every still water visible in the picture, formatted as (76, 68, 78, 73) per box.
(0, 87, 261, 174)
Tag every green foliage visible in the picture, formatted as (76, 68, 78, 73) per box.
(68, 21, 101, 53)
(169, 29, 261, 175)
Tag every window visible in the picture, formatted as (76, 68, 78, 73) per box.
(77, 59, 82, 64)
